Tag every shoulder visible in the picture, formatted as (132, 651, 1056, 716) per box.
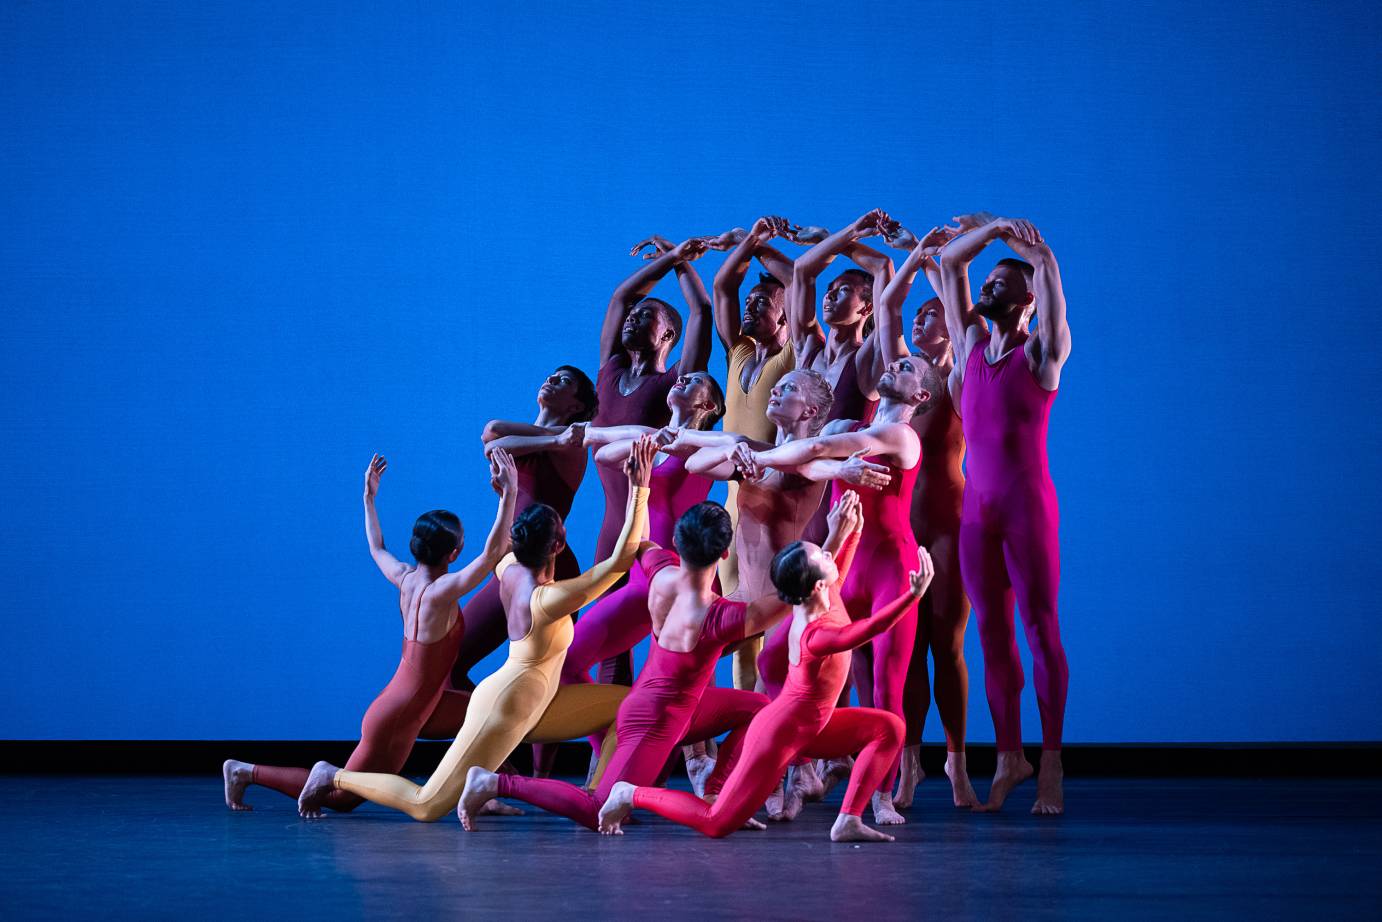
(495, 553, 518, 580)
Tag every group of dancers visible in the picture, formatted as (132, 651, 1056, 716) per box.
(222, 209, 1071, 842)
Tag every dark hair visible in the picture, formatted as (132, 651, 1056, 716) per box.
(996, 257, 1035, 287)
(639, 297, 683, 348)
(410, 510, 463, 566)
(770, 540, 826, 605)
(755, 272, 785, 295)
(553, 364, 599, 423)
(511, 503, 565, 567)
(694, 375, 727, 431)
(673, 502, 733, 568)
(836, 268, 874, 304)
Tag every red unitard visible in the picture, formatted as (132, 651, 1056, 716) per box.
(252, 617, 471, 811)
(451, 449, 584, 689)
(497, 549, 767, 829)
(591, 353, 679, 685)
(958, 336, 1067, 751)
(758, 429, 919, 790)
(632, 534, 908, 837)
(561, 454, 713, 687)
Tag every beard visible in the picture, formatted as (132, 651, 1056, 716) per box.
(975, 296, 1020, 322)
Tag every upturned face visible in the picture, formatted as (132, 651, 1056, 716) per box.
(976, 265, 1031, 322)
(621, 300, 674, 351)
(668, 371, 717, 418)
(800, 541, 839, 590)
(537, 368, 584, 420)
(742, 284, 785, 340)
(766, 370, 820, 429)
(876, 355, 932, 408)
(822, 275, 870, 327)
(911, 298, 948, 348)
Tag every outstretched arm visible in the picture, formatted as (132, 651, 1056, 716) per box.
(805, 547, 934, 656)
(600, 245, 686, 365)
(787, 210, 887, 356)
(533, 438, 656, 620)
(1004, 232, 1070, 388)
(362, 454, 411, 587)
(672, 240, 713, 375)
(712, 218, 779, 350)
(435, 451, 519, 601)
(742, 423, 916, 471)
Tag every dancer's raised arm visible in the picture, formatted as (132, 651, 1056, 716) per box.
(363, 454, 409, 587)
(432, 450, 519, 602)
(939, 213, 1041, 370)
(670, 240, 713, 376)
(786, 210, 890, 357)
(805, 547, 933, 656)
(1002, 228, 1071, 390)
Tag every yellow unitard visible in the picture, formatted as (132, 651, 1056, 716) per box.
(333, 486, 650, 821)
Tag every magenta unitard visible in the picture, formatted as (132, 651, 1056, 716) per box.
(757, 430, 920, 791)
(632, 534, 908, 837)
(591, 353, 679, 685)
(560, 454, 712, 687)
(800, 355, 878, 544)
(958, 337, 1067, 752)
(497, 550, 767, 829)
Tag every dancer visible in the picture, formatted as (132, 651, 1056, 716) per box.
(223, 450, 518, 813)
(938, 214, 1071, 814)
(710, 216, 796, 689)
(599, 515, 935, 842)
(452, 366, 598, 690)
(295, 439, 656, 821)
(592, 236, 713, 686)
(875, 226, 980, 808)
(458, 498, 860, 832)
(783, 209, 895, 543)
(734, 352, 933, 824)
(555, 371, 724, 689)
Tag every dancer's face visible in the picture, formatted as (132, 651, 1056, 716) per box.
(822, 275, 871, 328)
(911, 298, 947, 348)
(668, 371, 717, 419)
(877, 356, 932, 408)
(537, 368, 584, 420)
(621, 300, 674, 351)
(766, 370, 820, 429)
(800, 541, 839, 590)
(975, 265, 1032, 322)
(742, 284, 785, 341)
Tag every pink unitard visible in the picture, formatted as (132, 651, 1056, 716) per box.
(800, 354, 879, 544)
(591, 353, 679, 684)
(632, 534, 908, 837)
(560, 454, 712, 686)
(496, 550, 767, 829)
(958, 336, 1067, 752)
(758, 428, 920, 791)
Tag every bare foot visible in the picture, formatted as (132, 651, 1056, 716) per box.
(830, 813, 895, 843)
(945, 751, 980, 808)
(457, 766, 500, 831)
(975, 750, 1033, 812)
(765, 781, 788, 821)
(742, 816, 767, 831)
(685, 754, 716, 799)
(893, 744, 923, 809)
(872, 790, 906, 825)
(598, 781, 635, 835)
(790, 760, 825, 802)
(223, 760, 254, 811)
(478, 799, 524, 817)
(1031, 750, 1064, 815)
(819, 756, 854, 798)
(297, 761, 339, 819)
(781, 786, 803, 821)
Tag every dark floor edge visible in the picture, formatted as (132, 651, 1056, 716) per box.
(3, 741, 1379, 776)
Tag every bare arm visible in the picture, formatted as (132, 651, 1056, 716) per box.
(712, 218, 779, 350)
(937, 214, 1003, 369)
(787, 211, 886, 355)
(1004, 233, 1070, 388)
(362, 454, 410, 587)
(482, 420, 558, 443)
(755, 243, 794, 287)
(434, 451, 518, 601)
(672, 246, 713, 375)
(746, 423, 916, 469)
(601, 247, 686, 364)
(804, 547, 933, 656)
(685, 443, 750, 480)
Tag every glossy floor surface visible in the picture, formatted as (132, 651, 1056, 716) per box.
(3, 776, 1380, 919)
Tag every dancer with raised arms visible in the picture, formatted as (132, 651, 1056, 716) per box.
(295, 439, 657, 821)
(599, 507, 935, 842)
(938, 213, 1071, 814)
(223, 450, 518, 813)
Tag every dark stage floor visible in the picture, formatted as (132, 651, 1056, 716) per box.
(3, 776, 1380, 919)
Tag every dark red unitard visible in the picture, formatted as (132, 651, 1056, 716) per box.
(560, 454, 713, 687)
(497, 549, 767, 829)
(959, 337, 1067, 751)
(252, 617, 471, 811)
(590, 353, 678, 684)
(759, 431, 919, 790)
(451, 449, 584, 690)
(632, 534, 907, 837)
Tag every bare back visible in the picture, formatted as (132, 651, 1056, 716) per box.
(732, 469, 826, 602)
(397, 569, 462, 644)
(497, 566, 542, 642)
(647, 566, 718, 654)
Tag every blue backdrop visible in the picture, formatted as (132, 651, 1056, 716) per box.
(3, 1, 1379, 742)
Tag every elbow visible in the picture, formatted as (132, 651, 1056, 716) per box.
(481, 420, 503, 443)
